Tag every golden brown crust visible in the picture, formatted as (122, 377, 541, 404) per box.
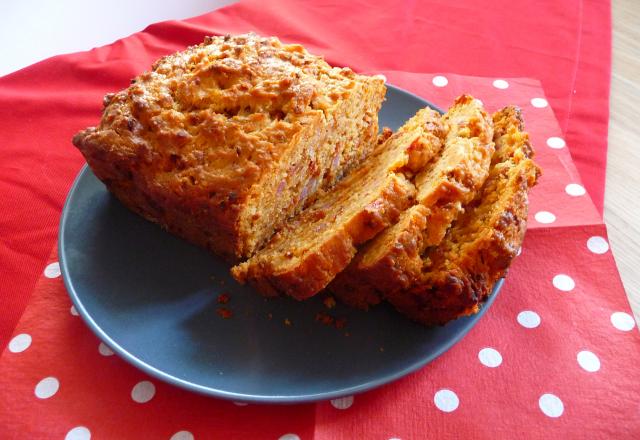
(73, 33, 385, 260)
(231, 108, 446, 300)
(330, 95, 494, 308)
(385, 106, 541, 326)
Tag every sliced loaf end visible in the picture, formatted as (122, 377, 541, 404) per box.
(386, 106, 541, 326)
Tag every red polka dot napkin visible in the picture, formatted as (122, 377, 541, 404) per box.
(1, 74, 638, 439)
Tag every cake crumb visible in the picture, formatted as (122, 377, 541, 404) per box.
(334, 317, 347, 329)
(217, 307, 233, 319)
(315, 312, 348, 331)
(217, 293, 230, 304)
(284, 318, 292, 326)
(323, 296, 337, 309)
(267, 312, 273, 320)
(315, 312, 334, 326)
(379, 346, 385, 352)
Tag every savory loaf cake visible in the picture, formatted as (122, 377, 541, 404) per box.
(385, 106, 541, 326)
(231, 108, 446, 299)
(72, 33, 386, 260)
(330, 95, 494, 309)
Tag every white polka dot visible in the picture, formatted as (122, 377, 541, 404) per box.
(531, 98, 548, 108)
(65, 426, 91, 440)
(546, 137, 566, 149)
(8, 333, 32, 353)
(35, 377, 59, 399)
(577, 351, 601, 372)
(70, 305, 79, 316)
(131, 380, 155, 403)
(170, 431, 194, 440)
(587, 236, 609, 254)
(434, 389, 459, 412)
(330, 395, 354, 409)
(553, 274, 575, 291)
(535, 211, 556, 224)
(517, 310, 541, 329)
(565, 183, 585, 196)
(98, 342, 114, 356)
(478, 347, 503, 367)
(233, 401, 248, 406)
(538, 393, 564, 418)
(432, 75, 448, 87)
(388, 438, 402, 440)
(44, 262, 61, 278)
(611, 312, 636, 332)
(278, 435, 301, 440)
(492, 79, 509, 89)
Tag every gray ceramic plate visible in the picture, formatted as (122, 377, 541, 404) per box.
(59, 84, 502, 403)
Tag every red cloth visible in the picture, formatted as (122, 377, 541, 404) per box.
(564, 0, 611, 210)
(0, 1, 612, 365)
(2, 72, 637, 439)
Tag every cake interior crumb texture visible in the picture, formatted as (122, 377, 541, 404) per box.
(231, 108, 446, 299)
(72, 33, 386, 260)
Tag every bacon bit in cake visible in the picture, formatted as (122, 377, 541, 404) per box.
(217, 293, 230, 304)
(323, 296, 337, 309)
(217, 307, 233, 319)
(284, 318, 292, 326)
(334, 317, 347, 329)
(267, 312, 273, 320)
(377, 127, 393, 145)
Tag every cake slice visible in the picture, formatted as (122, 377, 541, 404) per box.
(385, 106, 541, 326)
(330, 95, 494, 308)
(231, 108, 446, 299)
(72, 33, 386, 260)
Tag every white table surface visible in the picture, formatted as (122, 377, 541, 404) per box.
(0, 0, 236, 77)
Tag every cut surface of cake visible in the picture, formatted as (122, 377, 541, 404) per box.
(231, 108, 446, 299)
(72, 33, 386, 260)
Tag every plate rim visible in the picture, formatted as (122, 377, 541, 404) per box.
(59, 83, 502, 403)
